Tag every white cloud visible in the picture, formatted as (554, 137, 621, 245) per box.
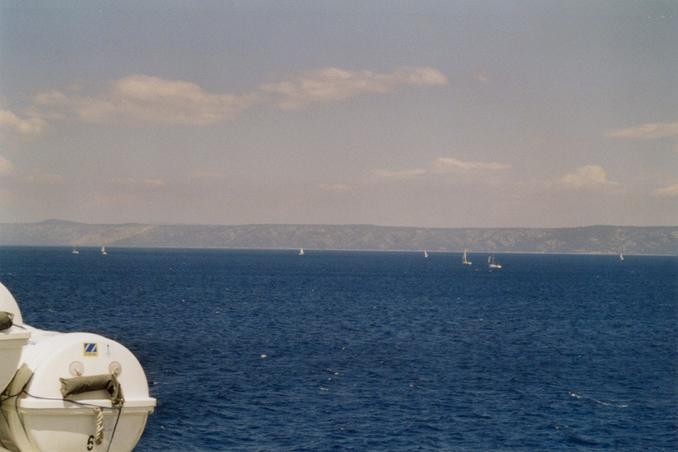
(143, 178, 166, 188)
(33, 90, 69, 106)
(473, 71, 490, 84)
(370, 168, 428, 179)
(29, 67, 448, 127)
(189, 170, 227, 181)
(35, 75, 256, 126)
(652, 183, 678, 198)
(111, 176, 166, 189)
(110, 177, 135, 185)
(605, 121, 678, 139)
(0, 155, 14, 176)
(319, 183, 352, 192)
(432, 157, 511, 173)
(0, 109, 46, 136)
(559, 165, 619, 190)
(25, 171, 64, 184)
(371, 156, 511, 182)
(0, 160, 63, 185)
(91, 193, 135, 207)
(261, 66, 448, 110)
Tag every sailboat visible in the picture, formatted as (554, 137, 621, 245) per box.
(71, 248, 79, 255)
(101, 246, 107, 256)
(424, 250, 429, 258)
(298, 248, 305, 256)
(462, 249, 472, 266)
(488, 255, 502, 269)
(619, 249, 624, 261)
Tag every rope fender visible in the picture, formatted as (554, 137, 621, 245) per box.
(0, 311, 13, 331)
(59, 374, 124, 407)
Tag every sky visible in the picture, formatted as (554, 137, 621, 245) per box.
(0, 0, 676, 227)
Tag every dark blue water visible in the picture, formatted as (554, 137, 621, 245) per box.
(1, 248, 676, 450)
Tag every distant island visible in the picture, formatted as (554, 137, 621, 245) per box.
(0, 219, 676, 255)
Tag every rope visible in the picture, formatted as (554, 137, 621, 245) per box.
(13, 391, 118, 410)
(105, 406, 123, 452)
(0, 389, 25, 403)
(15, 388, 30, 451)
(94, 407, 104, 445)
(2, 389, 126, 450)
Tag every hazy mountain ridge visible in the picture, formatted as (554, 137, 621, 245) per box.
(0, 220, 676, 255)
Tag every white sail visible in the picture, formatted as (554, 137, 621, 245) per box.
(101, 246, 107, 255)
(462, 249, 472, 265)
(298, 248, 304, 256)
(488, 255, 502, 269)
(424, 250, 429, 258)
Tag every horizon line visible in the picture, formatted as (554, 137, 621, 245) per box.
(3, 218, 677, 230)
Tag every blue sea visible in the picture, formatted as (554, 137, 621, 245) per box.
(0, 247, 676, 450)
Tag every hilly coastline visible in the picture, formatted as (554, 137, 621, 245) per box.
(1, 220, 676, 255)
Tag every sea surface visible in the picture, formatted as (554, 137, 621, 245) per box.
(0, 247, 676, 451)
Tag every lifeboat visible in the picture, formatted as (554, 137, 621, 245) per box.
(0, 282, 155, 452)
